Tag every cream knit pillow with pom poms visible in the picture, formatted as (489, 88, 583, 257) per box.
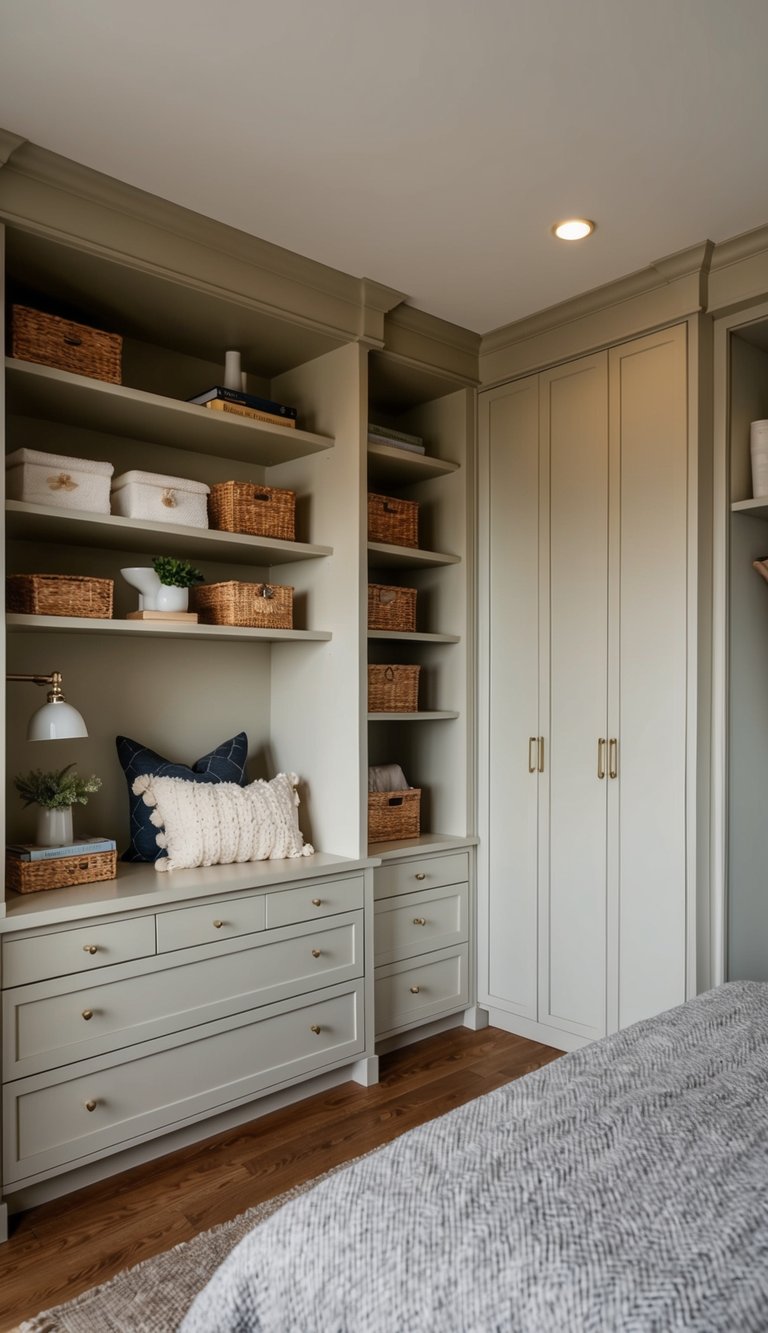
(131, 772, 314, 871)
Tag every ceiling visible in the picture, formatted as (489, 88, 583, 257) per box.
(1, 0, 768, 335)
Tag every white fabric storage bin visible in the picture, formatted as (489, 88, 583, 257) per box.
(6, 448, 113, 514)
(111, 471, 210, 528)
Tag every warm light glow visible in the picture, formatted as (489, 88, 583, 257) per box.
(553, 218, 595, 241)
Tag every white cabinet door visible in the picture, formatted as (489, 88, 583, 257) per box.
(539, 353, 609, 1039)
(608, 325, 688, 1029)
(480, 375, 540, 1019)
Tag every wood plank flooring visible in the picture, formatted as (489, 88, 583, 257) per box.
(0, 1025, 561, 1331)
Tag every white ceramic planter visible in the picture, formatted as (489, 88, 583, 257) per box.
(155, 584, 189, 612)
(36, 806, 74, 847)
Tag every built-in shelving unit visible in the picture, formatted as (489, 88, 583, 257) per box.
(367, 711, 459, 722)
(731, 496, 768, 519)
(6, 614, 332, 643)
(368, 630, 461, 644)
(367, 541, 459, 569)
(367, 442, 459, 486)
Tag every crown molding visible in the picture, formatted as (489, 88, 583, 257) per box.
(383, 303, 480, 385)
(359, 278, 408, 347)
(708, 221, 768, 317)
(0, 128, 26, 170)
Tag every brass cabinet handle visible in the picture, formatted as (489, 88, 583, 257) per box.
(609, 738, 618, 780)
(84, 1099, 97, 1112)
(310, 1024, 322, 1034)
(410, 985, 421, 994)
(311, 898, 322, 907)
(538, 737, 545, 773)
(83, 944, 98, 955)
(597, 738, 606, 780)
(311, 948, 321, 958)
(81, 1009, 94, 1022)
(412, 917, 427, 926)
(415, 872, 426, 881)
(212, 920, 224, 929)
(528, 736, 537, 773)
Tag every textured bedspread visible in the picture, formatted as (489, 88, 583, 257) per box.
(181, 982, 768, 1332)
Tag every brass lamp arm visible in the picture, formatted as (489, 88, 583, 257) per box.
(7, 671, 64, 700)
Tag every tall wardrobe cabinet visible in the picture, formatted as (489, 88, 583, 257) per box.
(478, 323, 692, 1048)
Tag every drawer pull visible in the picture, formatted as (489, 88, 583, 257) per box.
(212, 920, 224, 929)
(83, 944, 98, 955)
(410, 985, 421, 994)
(310, 1024, 322, 1035)
(84, 1099, 98, 1112)
(311, 898, 323, 907)
(81, 1009, 94, 1022)
(415, 873, 426, 881)
(412, 916, 427, 926)
(311, 948, 322, 958)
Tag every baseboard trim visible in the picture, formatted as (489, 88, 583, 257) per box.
(485, 1007, 591, 1053)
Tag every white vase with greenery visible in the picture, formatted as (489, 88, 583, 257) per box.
(14, 764, 102, 847)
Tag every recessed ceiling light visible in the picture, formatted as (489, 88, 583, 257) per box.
(553, 218, 595, 241)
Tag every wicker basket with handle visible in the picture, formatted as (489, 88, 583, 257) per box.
(6, 574, 114, 619)
(208, 482, 296, 541)
(191, 580, 293, 629)
(6, 849, 117, 895)
(368, 493, 419, 548)
(11, 306, 122, 383)
(368, 664, 420, 712)
(367, 584, 417, 632)
(368, 789, 421, 842)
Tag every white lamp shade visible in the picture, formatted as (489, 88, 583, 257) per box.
(27, 699, 88, 741)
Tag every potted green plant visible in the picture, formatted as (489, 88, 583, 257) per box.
(15, 763, 102, 847)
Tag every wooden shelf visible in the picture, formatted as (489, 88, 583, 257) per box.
(367, 711, 459, 721)
(368, 630, 460, 644)
(5, 360, 334, 467)
(6, 614, 332, 643)
(367, 443, 459, 486)
(367, 542, 460, 569)
(7, 501, 332, 566)
(732, 496, 768, 519)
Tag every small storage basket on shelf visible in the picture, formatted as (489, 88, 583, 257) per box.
(7, 573, 114, 619)
(368, 584, 417, 632)
(6, 448, 114, 514)
(191, 580, 294, 629)
(208, 482, 296, 541)
(368, 493, 419, 548)
(368, 664, 420, 712)
(368, 788, 422, 842)
(111, 471, 210, 528)
(6, 849, 118, 895)
(11, 306, 122, 384)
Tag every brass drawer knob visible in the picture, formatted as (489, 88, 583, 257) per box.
(311, 949, 321, 958)
(84, 1099, 98, 1112)
(81, 1009, 94, 1022)
(410, 985, 421, 994)
(310, 1024, 322, 1035)
(415, 873, 426, 881)
(212, 920, 224, 929)
(83, 944, 98, 955)
(412, 917, 427, 926)
(311, 898, 322, 907)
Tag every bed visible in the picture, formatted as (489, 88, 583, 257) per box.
(181, 981, 768, 1332)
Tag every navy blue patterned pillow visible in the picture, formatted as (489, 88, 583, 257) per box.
(116, 732, 249, 862)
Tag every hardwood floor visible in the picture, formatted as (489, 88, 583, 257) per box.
(0, 1025, 561, 1330)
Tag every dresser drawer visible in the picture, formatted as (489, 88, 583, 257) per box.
(374, 852, 469, 901)
(266, 875, 365, 928)
(156, 893, 265, 952)
(375, 946, 469, 1037)
(375, 883, 468, 966)
(2, 916, 156, 990)
(4, 981, 365, 1185)
(4, 912, 364, 1079)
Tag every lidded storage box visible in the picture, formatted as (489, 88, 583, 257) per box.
(192, 580, 293, 629)
(368, 493, 419, 548)
(111, 471, 210, 528)
(208, 482, 296, 541)
(6, 449, 114, 515)
(368, 583, 417, 632)
(11, 306, 122, 384)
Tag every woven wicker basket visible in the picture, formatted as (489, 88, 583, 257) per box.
(368, 664, 420, 712)
(11, 306, 122, 383)
(6, 574, 114, 619)
(191, 580, 293, 629)
(368, 584, 417, 632)
(368, 493, 419, 548)
(368, 788, 421, 842)
(209, 482, 296, 541)
(6, 849, 117, 895)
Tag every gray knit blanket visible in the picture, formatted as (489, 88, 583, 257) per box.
(181, 982, 768, 1332)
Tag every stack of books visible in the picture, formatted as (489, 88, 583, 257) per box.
(188, 386, 298, 429)
(367, 423, 426, 455)
(7, 836, 116, 862)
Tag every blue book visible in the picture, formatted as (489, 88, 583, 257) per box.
(7, 837, 117, 861)
(187, 386, 298, 420)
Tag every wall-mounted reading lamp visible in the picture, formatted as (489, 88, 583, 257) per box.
(7, 671, 88, 741)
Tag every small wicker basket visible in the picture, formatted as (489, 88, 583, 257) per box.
(6, 849, 118, 895)
(11, 306, 122, 383)
(6, 574, 114, 619)
(368, 584, 417, 632)
(368, 664, 420, 712)
(192, 580, 294, 629)
(208, 482, 296, 541)
(368, 789, 421, 842)
(368, 493, 419, 548)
